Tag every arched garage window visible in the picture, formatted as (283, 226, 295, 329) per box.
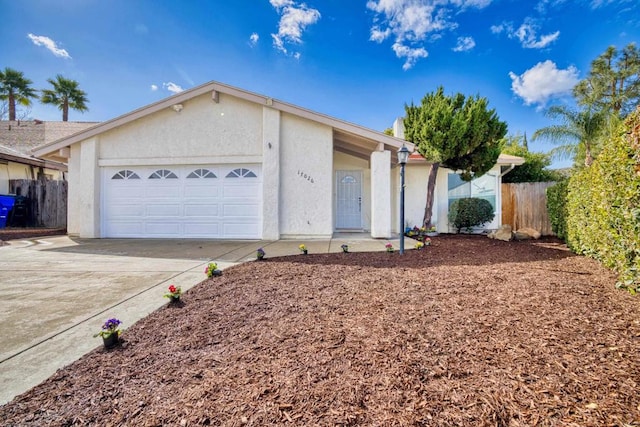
(187, 169, 217, 178)
(149, 169, 178, 179)
(226, 168, 257, 178)
(111, 170, 140, 180)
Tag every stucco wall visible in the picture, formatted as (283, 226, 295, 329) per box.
(404, 163, 431, 230)
(333, 151, 371, 231)
(279, 112, 333, 237)
(67, 143, 82, 236)
(0, 163, 30, 194)
(98, 92, 263, 164)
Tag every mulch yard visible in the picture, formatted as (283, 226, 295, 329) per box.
(1, 235, 639, 426)
(0, 227, 67, 242)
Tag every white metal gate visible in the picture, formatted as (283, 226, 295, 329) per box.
(336, 170, 362, 229)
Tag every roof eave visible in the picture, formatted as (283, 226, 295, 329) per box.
(33, 80, 414, 157)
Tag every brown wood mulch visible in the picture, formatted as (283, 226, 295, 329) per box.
(1, 235, 639, 426)
(0, 227, 67, 242)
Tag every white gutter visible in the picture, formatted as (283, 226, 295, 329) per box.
(500, 163, 516, 177)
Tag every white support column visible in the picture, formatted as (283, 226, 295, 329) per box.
(370, 150, 391, 238)
(78, 138, 100, 238)
(262, 106, 281, 240)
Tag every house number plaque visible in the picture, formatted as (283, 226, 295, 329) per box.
(297, 170, 315, 184)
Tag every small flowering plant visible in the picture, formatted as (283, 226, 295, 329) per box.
(94, 318, 121, 339)
(257, 248, 265, 260)
(299, 244, 308, 254)
(424, 237, 432, 246)
(205, 262, 221, 277)
(341, 244, 349, 253)
(164, 284, 182, 300)
(415, 241, 425, 250)
(385, 243, 394, 253)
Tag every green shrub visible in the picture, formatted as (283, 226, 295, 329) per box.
(448, 198, 495, 232)
(546, 180, 569, 241)
(566, 110, 640, 293)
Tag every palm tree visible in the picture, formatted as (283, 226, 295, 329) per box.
(0, 67, 37, 121)
(40, 75, 89, 121)
(532, 106, 609, 167)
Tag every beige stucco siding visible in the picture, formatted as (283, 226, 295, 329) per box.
(279, 112, 333, 237)
(98, 92, 263, 163)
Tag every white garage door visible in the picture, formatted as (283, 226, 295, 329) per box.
(102, 165, 262, 238)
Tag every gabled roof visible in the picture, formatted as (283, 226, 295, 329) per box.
(33, 80, 413, 162)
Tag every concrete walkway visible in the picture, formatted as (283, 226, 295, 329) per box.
(0, 233, 399, 405)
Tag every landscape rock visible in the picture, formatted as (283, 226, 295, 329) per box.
(516, 227, 542, 239)
(488, 224, 513, 241)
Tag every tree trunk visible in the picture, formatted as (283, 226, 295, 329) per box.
(422, 162, 439, 227)
(63, 100, 68, 122)
(8, 93, 15, 121)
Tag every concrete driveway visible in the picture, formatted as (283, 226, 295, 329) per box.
(0, 234, 398, 404)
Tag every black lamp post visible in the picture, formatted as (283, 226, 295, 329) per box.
(398, 145, 409, 254)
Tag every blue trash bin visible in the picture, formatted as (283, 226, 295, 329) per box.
(0, 195, 17, 229)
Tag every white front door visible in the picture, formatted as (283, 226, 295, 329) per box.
(336, 170, 362, 229)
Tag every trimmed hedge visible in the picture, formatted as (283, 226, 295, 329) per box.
(448, 197, 495, 232)
(566, 109, 640, 293)
(546, 180, 569, 241)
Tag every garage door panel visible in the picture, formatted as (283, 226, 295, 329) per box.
(184, 204, 219, 217)
(104, 203, 145, 217)
(223, 203, 260, 217)
(183, 222, 220, 237)
(107, 222, 145, 236)
(102, 165, 261, 238)
(146, 203, 181, 216)
(145, 222, 181, 235)
(223, 184, 260, 198)
(184, 185, 220, 197)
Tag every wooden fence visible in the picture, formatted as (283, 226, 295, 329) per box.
(8, 179, 67, 228)
(501, 182, 555, 236)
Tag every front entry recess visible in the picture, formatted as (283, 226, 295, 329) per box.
(336, 170, 362, 229)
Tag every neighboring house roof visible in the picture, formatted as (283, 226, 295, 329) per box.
(0, 120, 98, 156)
(0, 143, 67, 171)
(33, 80, 413, 162)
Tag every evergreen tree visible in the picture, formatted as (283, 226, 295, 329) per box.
(404, 86, 507, 227)
(573, 43, 640, 117)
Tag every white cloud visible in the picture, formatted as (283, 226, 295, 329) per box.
(509, 60, 579, 107)
(490, 21, 512, 34)
(492, 19, 559, 49)
(163, 82, 184, 94)
(269, 0, 320, 57)
(453, 36, 475, 52)
(249, 32, 259, 46)
(514, 21, 559, 48)
(150, 84, 158, 91)
(366, 0, 491, 70)
(393, 42, 428, 70)
(27, 33, 71, 58)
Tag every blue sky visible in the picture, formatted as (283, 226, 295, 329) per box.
(2, 0, 639, 167)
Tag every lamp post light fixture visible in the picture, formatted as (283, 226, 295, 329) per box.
(398, 145, 410, 254)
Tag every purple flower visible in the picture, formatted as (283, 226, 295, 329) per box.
(103, 318, 121, 331)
